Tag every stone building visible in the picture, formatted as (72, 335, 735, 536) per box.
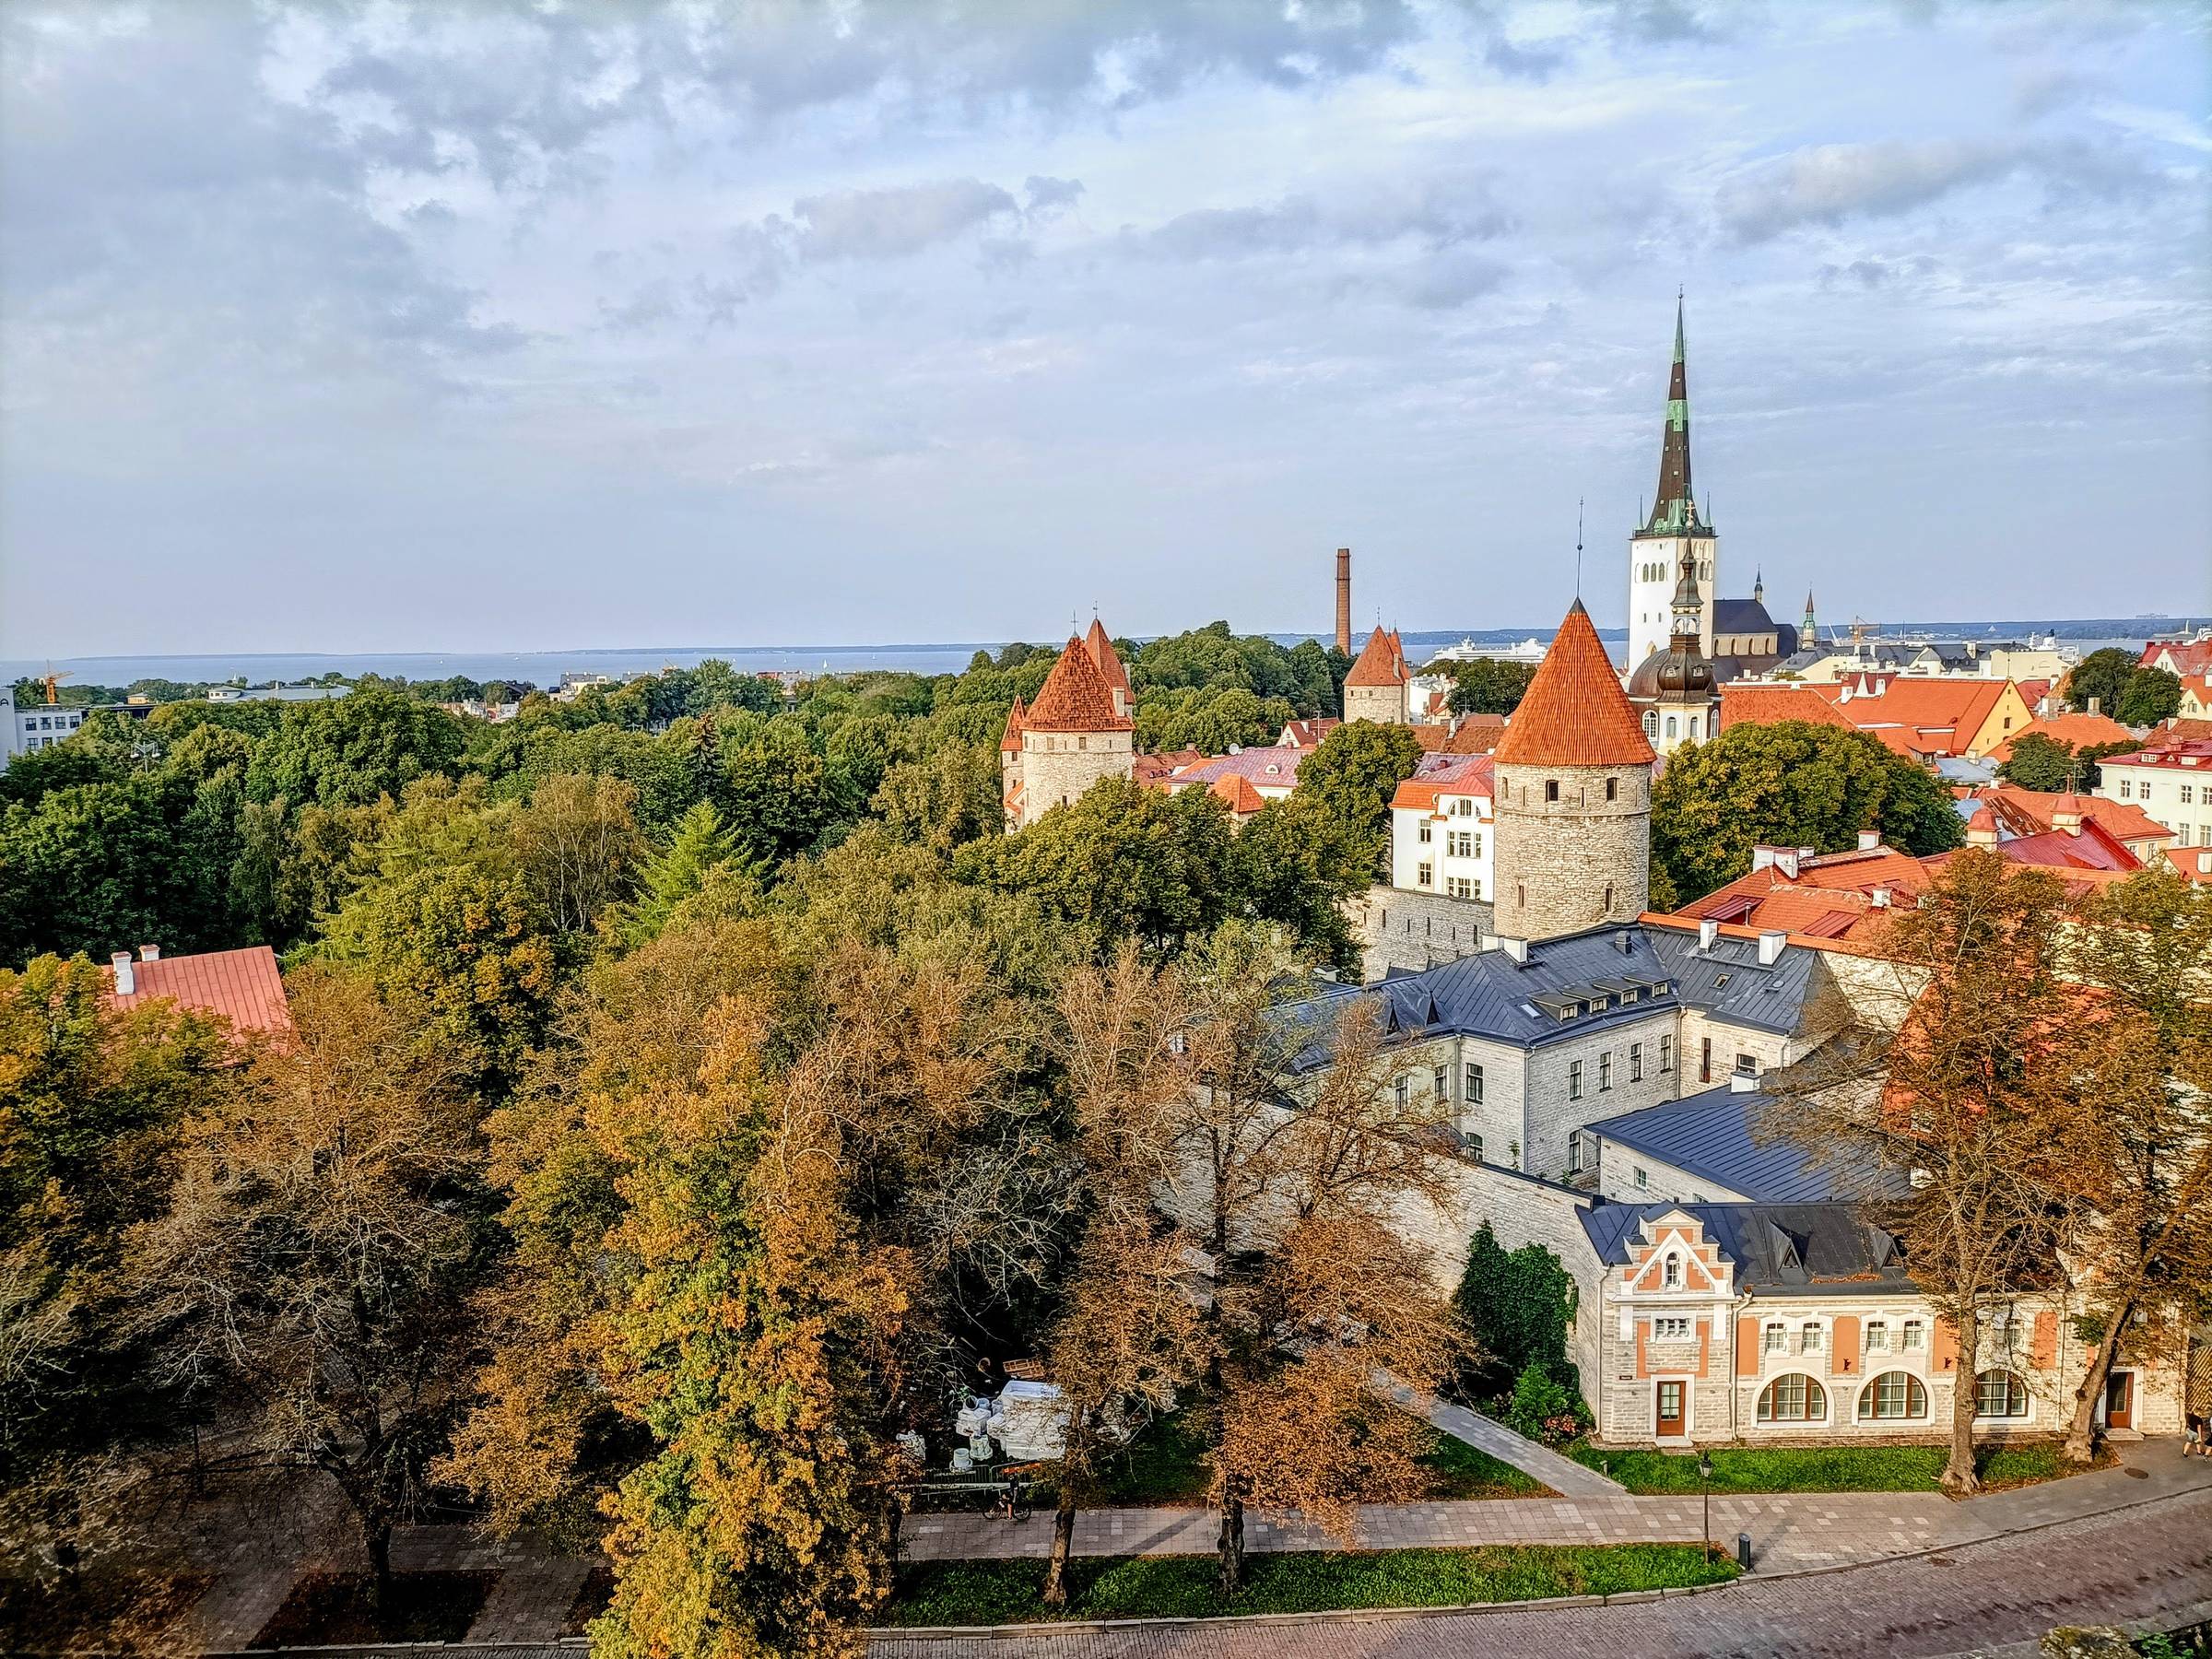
(1342, 625, 1412, 724)
(1000, 621, 1135, 830)
(1625, 301, 1799, 677)
(1492, 599, 1655, 943)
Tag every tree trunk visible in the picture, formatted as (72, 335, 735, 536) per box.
(364, 1517, 394, 1616)
(2064, 1307, 2128, 1465)
(1940, 1307, 1981, 1497)
(1217, 1493, 1245, 1597)
(1043, 1497, 1077, 1606)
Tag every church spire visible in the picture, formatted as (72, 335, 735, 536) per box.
(1643, 294, 1698, 535)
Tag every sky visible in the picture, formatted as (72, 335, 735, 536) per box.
(2, 1, 2207, 657)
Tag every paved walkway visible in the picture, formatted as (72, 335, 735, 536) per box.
(900, 1441, 2211, 1572)
(878, 1485, 2212, 1658)
(1418, 1398, 1626, 1498)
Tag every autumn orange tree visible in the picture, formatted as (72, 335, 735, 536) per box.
(2045, 868, 2212, 1462)
(1767, 849, 2080, 1495)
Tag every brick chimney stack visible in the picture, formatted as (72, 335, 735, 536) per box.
(1335, 547, 1351, 655)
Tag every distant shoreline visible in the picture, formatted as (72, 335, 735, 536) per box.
(6, 617, 2204, 690)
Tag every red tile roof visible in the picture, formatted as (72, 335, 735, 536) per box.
(1026, 634, 1134, 733)
(1833, 677, 2018, 759)
(1984, 712, 2135, 763)
(1968, 783, 2172, 848)
(2151, 719, 2212, 746)
(1000, 695, 1028, 752)
(1716, 685, 1857, 733)
(1208, 774, 1268, 817)
(1279, 717, 1340, 748)
(1083, 618, 1132, 701)
(2168, 846, 2212, 886)
(1173, 747, 1309, 786)
(1440, 713, 1507, 754)
(2141, 639, 2212, 677)
(1345, 626, 1410, 688)
(1492, 601, 1655, 768)
(2095, 738, 2212, 771)
(1672, 846, 1934, 945)
(102, 947, 290, 1035)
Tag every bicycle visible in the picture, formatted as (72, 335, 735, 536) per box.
(993, 1463, 1040, 1523)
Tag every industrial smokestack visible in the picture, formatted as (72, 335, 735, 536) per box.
(1335, 547, 1351, 655)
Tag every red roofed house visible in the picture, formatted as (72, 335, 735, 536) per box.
(1493, 600, 1657, 942)
(1165, 745, 1309, 807)
(1721, 677, 2034, 763)
(1669, 836, 1931, 947)
(1388, 754, 1497, 901)
(1963, 783, 2175, 865)
(2092, 738, 2212, 853)
(2179, 675, 2212, 722)
(102, 944, 291, 1036)
(1343, 626, 1413, 725)
(2139, 635, 2212, 680)
(1929, 794, 2146, 889)
(1001, 628, 1135, 830)
(2168, 845, 2212, 888)
(1715, 683, 1857, 735)
(1277, 716, 1340, 749)
(1206, 774, 1269, 825)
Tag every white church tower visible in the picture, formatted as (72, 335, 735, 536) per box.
(1628, 299, 1719, 667)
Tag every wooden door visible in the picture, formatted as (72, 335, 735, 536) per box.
(2105, 1370, 2134, 1430)
(1656, 1380, 1686, 1438)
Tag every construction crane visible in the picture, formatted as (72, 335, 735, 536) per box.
(39, 665, 72, 705)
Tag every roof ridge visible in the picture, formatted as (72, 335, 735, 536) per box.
(1493, 602, 1655, 767)
(1026, 636, 1133, 733)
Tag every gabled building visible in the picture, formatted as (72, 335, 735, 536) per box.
(1343, 626, 1413, 724)
(1984, 711, 2137, 767)
(1960, 783, 2174, 865)
(102, 944, 291, 1036)
(2093, 739, 2212, 850)
(1387, 753, 1495, 901)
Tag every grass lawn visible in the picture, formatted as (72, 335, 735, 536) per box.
(1097, 1407, 1546, 1506)
(1568, 1440, 2102, 1495)
(253, 1570, 500, 1646)
(887, 1543, 1736, 1625)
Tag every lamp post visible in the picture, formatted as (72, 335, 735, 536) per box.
(1699, 1450, 1714, 1561)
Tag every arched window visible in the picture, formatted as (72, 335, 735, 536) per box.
(1663, 1253, 1682, 1289)
(1665, 715, 1678, 739)
(1756, 1374, 1827, 1422)
(1975, 1370, 2030, 1418)
(1643, 711, 1659, 736)
(1857, 1371, 1928, 1421)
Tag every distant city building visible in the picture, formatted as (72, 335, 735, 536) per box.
(2093, 739, 2212, 850)
(1625, 547, 1718, 755)
(5, 703, 88, 759)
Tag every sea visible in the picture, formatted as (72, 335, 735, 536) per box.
(6, 617, 2204, 693)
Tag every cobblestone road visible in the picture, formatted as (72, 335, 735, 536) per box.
(878, 1485, 2212, 1659)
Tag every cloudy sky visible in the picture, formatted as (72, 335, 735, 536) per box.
(3, 1, 2206, 656)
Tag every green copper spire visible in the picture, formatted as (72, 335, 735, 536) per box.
(1641, 294, 1700, 535)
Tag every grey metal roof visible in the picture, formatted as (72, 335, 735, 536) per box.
(1586, 1085, 1899, 1204)
(1296, 924, 1817, 1064)
(1579, 1201, 1915, 1295)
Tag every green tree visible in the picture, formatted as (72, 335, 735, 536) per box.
(2118, 666, 2183, 726)
(2062, 648, 2136, 715)
(1230, 794, 1372, 972)
(1651, 721, 1962, 906)
(1995, 732, 2077, 793)
(619, 801, 760, 947)
(724, 723, 833, 866)
(1292, 721, 1424, 877)
(1451, 1222, 1580, 1400)
(954, 777, 1238, 953)
(1439, 656, 1539, 716)
(243, 684, 465, 806)
(870, 744, 1003, 854)
(1133, 686, 1294, 754)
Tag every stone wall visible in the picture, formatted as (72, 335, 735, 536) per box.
(1016, 729, 1134, 827)
(1343, 682, 1406, 725)
(1356, 886, 1493, 979)
(1492, 760, 1651, 942)
(1517, 1012, 1680, 1182)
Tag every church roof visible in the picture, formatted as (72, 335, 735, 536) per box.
(1000, 694, 1028, 752)
(1493, 601, 1655, 768)
(1084, 618, 1133, 700)
(1712, 597, 1776, 634)
(1640, 297, 1704, 537)
(1345, 625, 1411, 688)
(1026, 635, 1134, 733)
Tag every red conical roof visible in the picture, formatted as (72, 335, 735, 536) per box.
(1494, 601, 1656, 768)
(1026, 636, 1133, 733)
(1000, 694, 1028, 752)
(1345, 625, 1409, 688)
(1084, 618, 1132, 700)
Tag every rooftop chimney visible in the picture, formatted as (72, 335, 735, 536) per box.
(2087, 696, 2101, 716)
(1758, 930, 1787, 965)
(2051, 795, 2086, 836)
(111, 952, 135, 995)
(139, 943, 160, 961)
(1335, 547, 1352, 656)
(1698, 917, 1719, 950)
(1498, 935, 1528, 964)
(1857, 829, 1880, 853)
(1729, 1070, 1759, 1093)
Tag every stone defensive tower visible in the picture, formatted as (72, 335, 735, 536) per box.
(1342, 624, 1412, 724)
(1490, 599, 1655, 941)
(1001, 622, 1135, 830)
